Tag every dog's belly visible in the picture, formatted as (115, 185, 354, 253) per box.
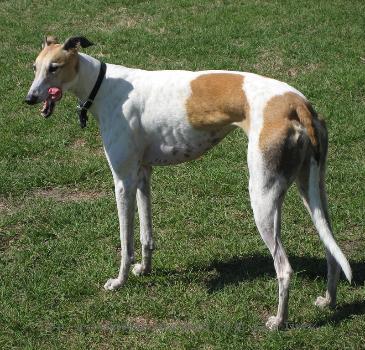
(142, 126, 234, 166)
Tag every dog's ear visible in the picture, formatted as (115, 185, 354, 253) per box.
(63, 36, 94, 51)
(42, 36, 59, 48)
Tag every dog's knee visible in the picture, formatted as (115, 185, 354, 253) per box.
(141, 240, 154, 251)
(277, 265, 293, 282)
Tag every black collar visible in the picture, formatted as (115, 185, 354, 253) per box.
(77, 61, 107, 128)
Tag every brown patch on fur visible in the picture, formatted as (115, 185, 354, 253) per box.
(43, 36, 59, 47)
(35, 43, 79, 83)
(260, 92, 321, 179)
(263, 122, 309, 182)
(186, 73, 250, 133)
(260, 92, 318, 152)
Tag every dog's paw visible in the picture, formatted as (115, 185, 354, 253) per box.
(265, 316, 284, 331)
(315, 296, 334, 309)
(132, 263, 151, 276)
(104, 278, 123, 291)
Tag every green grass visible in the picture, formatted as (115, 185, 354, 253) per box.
(1, 0, 365, 348)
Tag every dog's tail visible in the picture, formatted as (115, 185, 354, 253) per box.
(294, 102, 321, 162)
(300, 116, 352, 282)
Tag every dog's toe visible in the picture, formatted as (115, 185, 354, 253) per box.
(132, 263, 151, 276)
(132, 263, 143, 276)
(315, 296, 334, 308)
(266, 316, 284, 331)
(104, 278, 123, 291)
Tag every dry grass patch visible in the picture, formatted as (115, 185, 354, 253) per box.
(0, 234, 15, 251)
(0, 223, 22, 251)
(127, 316, 197, 332)
(93, 6, 154, 34)
(287, 63, 321, 78)
(341, 229, 365, 256)
(0, 197, 19, 215)
(43, 5, 152, 34)
(69, 138, 104, 157)
(253, 49, 284, 76)
(253, 50, 322, 79)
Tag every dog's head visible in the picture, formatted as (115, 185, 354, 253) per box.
(25, 36, 93, 118)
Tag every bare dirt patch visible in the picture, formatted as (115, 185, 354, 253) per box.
(0, 200, 9, 213)
(32, 188, 106, 202)
(71, 138, 87, 149)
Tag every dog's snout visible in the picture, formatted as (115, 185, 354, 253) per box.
(25, 94, 38, 105)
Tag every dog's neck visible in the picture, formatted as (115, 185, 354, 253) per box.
(69, 53, 104, 103)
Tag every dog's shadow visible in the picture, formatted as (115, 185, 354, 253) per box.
(203, 254, 365, 327)
(205, 254, 365, 291)
(154, 254, 365, 326)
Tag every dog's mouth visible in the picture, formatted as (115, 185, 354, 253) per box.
(41, 87, 62, 118)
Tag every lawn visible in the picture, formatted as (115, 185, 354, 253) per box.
(1, 0, 364, 349)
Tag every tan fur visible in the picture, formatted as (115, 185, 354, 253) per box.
(43, 36, 59, 47)
(35, 43, 79, 83)
(186, 73, 250, 133)
(259, 92, 318, 152)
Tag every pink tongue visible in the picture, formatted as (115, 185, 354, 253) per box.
(48, 87, 62, 101)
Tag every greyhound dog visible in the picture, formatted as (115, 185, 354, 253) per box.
(25, 36, 351, 330)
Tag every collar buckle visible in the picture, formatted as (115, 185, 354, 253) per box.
(76, 61, 107, 128)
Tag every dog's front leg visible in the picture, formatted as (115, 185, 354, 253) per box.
(133, 165, 154, 276)
(104, 173, 138, 291)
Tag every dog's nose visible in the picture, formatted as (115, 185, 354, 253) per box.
(25, 94, 38, 105)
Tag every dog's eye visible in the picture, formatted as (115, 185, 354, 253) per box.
(32, 64, 36, 72)
(49, 65, 59, 73)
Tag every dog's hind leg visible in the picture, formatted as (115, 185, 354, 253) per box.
(133, 165, 154, 276)
(104, 171, 138, 291)
(248, 163, 292, 330)
(247, 120, 310, 330)
(296, 156, 351, 308)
